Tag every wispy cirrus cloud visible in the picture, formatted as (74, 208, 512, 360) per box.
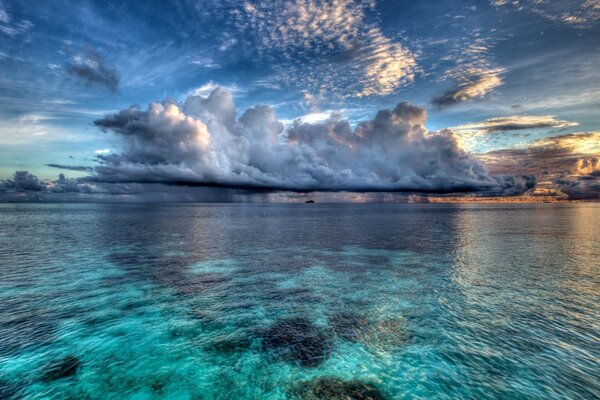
(490, 0, 600, 27)
(0, 1, 33, 38)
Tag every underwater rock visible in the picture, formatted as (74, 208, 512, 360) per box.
(262, 317, 333, 367)
(329, 312, 369, 342)
(41, 355, 80, 382)
(293, 377, 386, 400)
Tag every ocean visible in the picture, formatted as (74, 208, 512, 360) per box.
(0, 203, 598, 399)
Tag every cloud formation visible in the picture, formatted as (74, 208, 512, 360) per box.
(0, 170, 247, 202)
(0, 1, 33, 37)
(454, 115, 578, 134)
(67, 50, 119, 92)
(452, 115, 579, 149)
(481, 132, 599, 199)
(220, 0, 417, 97)
(87, 87, 533, 196)
(46, 164, 95, 172)
(433, 39, 504, 107)
(433, 67, 504, 107)
(491, 0, 600, 27)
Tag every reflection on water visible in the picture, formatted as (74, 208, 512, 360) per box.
(0, 203, 598, 399)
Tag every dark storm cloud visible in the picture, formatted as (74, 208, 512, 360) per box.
(0, 170, 276, 203)
(67, 50, 119, 92)
(553, 171, 600, 200)
(0, 171, 45, 191)
(0, 171, 91, 195)
(90, 88, 532, 196)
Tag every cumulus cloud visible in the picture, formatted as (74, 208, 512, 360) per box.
(87, 87, 532, 196)
(0, 171, 45, 191)
(0, 171, 92, 194)
(67, 50, 119, 92)
(481, 131, 600, 199)
(1, 87, 537, 201)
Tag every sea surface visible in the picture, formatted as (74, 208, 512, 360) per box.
(0, 203, 598, 400)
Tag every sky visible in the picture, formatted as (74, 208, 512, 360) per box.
(0, 0, 598, 201)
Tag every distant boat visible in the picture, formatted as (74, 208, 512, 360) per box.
(305, 200, 315, 203)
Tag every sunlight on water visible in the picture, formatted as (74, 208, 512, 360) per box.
(0, 203, 598, 399)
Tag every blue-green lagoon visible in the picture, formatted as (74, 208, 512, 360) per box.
(0, 203, 598, 399)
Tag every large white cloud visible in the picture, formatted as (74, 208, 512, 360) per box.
(88, 87, 533, 195)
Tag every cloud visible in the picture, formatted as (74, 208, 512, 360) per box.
(432, 67, 504, 107)
(355, 29, 417, 97)
(0, 171, 277, 203)
(454, 115, 578, 135)
(481, 131, 600, 199)
(553, 171, 600, 200)
(432, 38, 505, 107)
(46, 164, 95, 172)
(190, 81, 244, 97)
(87, 87, 532, 196)
(1, 88, 536, 201)
(0, 171, 45, 192)
(452, 115, 579, 149)
(67, 50, 119, 92)
(0, 2, 33, 38)
(219, 0, 417, 97)
(490, 0, 600, 27)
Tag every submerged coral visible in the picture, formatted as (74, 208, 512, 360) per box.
(261, 317, 333, 367)
(40, 355, 80, 382)
(292, 376, 387, 400)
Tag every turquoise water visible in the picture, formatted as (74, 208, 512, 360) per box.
(0, 203, 598, 399)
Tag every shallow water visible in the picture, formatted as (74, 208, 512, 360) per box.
(0, 203, 598, 399)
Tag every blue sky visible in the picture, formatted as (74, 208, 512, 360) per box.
(0, 0, 599, 200)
